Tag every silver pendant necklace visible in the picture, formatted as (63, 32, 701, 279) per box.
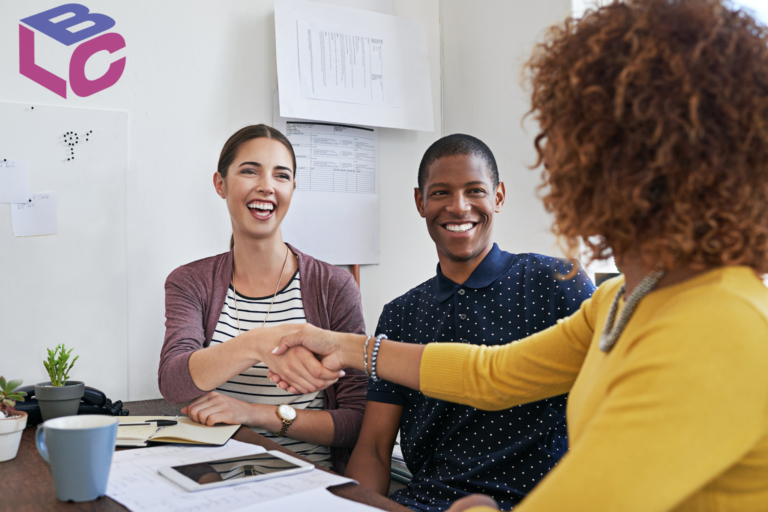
(231, 245, 290, 334)
(599, 270, 665, 352)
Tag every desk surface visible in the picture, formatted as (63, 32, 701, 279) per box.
(4, 399, 408, 512)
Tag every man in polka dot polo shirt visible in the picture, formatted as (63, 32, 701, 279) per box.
(344, 134, 595, 511)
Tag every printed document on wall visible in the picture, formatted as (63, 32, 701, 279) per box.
(298, 20, 387, 106)
(274, 94, 380, 265)
(276, 0, 433, 131)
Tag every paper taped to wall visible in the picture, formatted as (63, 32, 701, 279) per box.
(11, 192, 57, 237)
(275, 93, 380, 265)
(298, 20, 387, 106)
(276, 0, 433, 131)
(288, 122, 376, 194)
(0, 159, 30, 204)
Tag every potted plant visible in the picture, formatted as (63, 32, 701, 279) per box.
(34, 344, 84, 421)
(0, 377, 28, 462)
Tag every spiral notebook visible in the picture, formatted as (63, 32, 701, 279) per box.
(117, 416, 241, 447)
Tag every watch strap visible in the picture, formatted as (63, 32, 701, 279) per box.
(274, 406, 294, 437)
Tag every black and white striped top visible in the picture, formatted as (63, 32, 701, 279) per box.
(210, 270, 331, 467)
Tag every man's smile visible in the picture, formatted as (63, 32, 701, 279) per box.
(442, 221, 478, 235)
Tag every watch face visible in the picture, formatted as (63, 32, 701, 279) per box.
(278, 404, 297, 421)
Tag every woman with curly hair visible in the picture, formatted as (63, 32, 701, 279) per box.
(265, 0, 768, 509)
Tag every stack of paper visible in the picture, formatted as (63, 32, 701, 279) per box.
(107, 441, 370, 512)
(242, 488, 383, 511)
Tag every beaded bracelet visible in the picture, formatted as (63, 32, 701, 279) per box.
(363, 335, 373, 378)
(370, 333, 387, 382)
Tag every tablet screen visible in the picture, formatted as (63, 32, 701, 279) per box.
(170, 453, 304, 485)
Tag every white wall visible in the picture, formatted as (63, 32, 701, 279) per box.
(0, 0, 443, 399)
(358, 0, 443, 333)
(441, 0, 572, 259)
(0, 0, 576, 400)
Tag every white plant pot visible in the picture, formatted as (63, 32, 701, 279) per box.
(0, 411, 28, 462)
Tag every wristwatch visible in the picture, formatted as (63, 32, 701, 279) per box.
(274, 404, 297, 437)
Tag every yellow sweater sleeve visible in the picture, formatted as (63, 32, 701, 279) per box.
(419, 282, 601, 410)
(512, 292, 768, 511)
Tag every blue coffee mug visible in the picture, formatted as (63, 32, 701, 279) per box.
(36, 415, 118, 502)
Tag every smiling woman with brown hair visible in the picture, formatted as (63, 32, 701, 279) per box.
(263, 0, 768, 509)
(157, 124, 367, 474)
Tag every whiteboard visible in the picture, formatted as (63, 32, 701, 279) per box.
(0, 102, 128, 400)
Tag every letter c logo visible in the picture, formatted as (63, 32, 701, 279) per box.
(69, 33, 126, 97)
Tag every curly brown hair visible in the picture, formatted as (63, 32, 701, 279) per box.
(527, 0, 768, 273)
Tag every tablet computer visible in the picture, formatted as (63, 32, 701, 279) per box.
(158, 450, 314, 491)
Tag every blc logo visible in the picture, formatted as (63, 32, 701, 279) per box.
(19, 3, 126, 98)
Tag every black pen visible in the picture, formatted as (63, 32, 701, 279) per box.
(121, 415, 179, 427)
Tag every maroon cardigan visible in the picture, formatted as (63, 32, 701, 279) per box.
(158, 244, 367, 474)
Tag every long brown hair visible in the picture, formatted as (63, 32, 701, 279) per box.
(526, 0, 768, 274)
(218, 125, 297, 250)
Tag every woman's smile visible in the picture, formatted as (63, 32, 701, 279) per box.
(247, 200, 276, 220)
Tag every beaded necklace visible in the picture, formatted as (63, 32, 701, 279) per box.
(599, 270, 665, 352)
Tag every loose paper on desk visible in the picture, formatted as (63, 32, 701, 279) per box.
(0, 160, 30, 204)
(236, 488, 383, 512)
(11, 192, 57, 237)
(274, 93, 380, 265)
(275, 0, 433, 131)
(107, 440, 354, 512)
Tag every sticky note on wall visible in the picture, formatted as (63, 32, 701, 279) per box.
(11, 192, 57, 237)
(0, 160, 30, 204)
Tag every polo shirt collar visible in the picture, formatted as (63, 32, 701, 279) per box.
(434, 243, 516, 302)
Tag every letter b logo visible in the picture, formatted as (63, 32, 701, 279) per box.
(19, 4, 126, 98)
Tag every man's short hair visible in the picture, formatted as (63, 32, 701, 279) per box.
(418, 134, 499, 192)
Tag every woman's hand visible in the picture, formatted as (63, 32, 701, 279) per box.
(267, 325, 359, 393)
(182, 391, 259, 426)
(248, 323, 311, 360)
(445, 494, 499, 512)
(251, 324, 344, 394)
(262, 345, 343, 394)
(270, 324, 353, 371)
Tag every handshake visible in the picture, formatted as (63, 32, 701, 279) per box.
(258, 324, 422, 395)
(260, 324, 364, 395)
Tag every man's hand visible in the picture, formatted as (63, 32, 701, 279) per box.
(271, 324, 351, 371)
(248, 324, 344, 394)
(182, 391, 258, 426)
(261, 344, 343, 394)
(445, 494, 500, 512)
(267, 326, 359, 393)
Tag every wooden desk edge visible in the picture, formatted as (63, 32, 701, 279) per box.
(3, 399, 407, 512)
(123, 400, 407, 510)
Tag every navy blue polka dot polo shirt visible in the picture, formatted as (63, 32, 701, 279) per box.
(368, 244, 595, 511)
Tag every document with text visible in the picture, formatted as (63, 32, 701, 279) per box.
(275, 0, 434, 131)
(275, 95, 381, 265)
(298, 20, 386, 106)
(107, 441, 353, 512)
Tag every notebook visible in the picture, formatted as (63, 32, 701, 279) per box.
(117, 416, 241, 447)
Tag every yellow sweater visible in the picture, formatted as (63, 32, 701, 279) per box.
(420, 267, 768, 512)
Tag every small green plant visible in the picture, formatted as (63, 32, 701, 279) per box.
(0, 377, 27, 418)
(43, 344, 80, 386)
